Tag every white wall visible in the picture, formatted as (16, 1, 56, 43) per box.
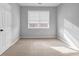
(57, 3, 79, 50)
(10, 3, 20, 43)
(20, 6, 57, 38)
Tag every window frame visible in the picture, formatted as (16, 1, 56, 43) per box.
(28, 10, 50, 29)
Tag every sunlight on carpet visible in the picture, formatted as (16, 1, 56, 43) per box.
(50, 46, 77, 54)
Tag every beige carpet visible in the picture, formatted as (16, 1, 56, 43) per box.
(1, 38, 79, 56)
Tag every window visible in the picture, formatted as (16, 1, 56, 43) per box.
(28, 10, 49, 29)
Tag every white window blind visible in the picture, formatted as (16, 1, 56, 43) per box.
(28, 10, 49, 29)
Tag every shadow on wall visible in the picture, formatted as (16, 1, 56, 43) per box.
(64, 19, 79, 50)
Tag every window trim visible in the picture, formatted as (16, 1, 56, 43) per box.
(28, 10, 50, 29)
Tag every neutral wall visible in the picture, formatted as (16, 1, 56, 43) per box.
(57, 4, 64, 41)
(10, 3, 20, 42)
(57, 3, 79, 50)
(20, 6, 57, 38)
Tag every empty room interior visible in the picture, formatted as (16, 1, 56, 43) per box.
(0, 3, 79, 56)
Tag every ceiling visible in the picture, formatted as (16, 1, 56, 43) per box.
(19, 3, 60, 7)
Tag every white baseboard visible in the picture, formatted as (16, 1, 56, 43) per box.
(0, 37, 20, 55)
(20, 35, 57, 39)
(57, 36, 66, 43)
(57, 36, 79, 51)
